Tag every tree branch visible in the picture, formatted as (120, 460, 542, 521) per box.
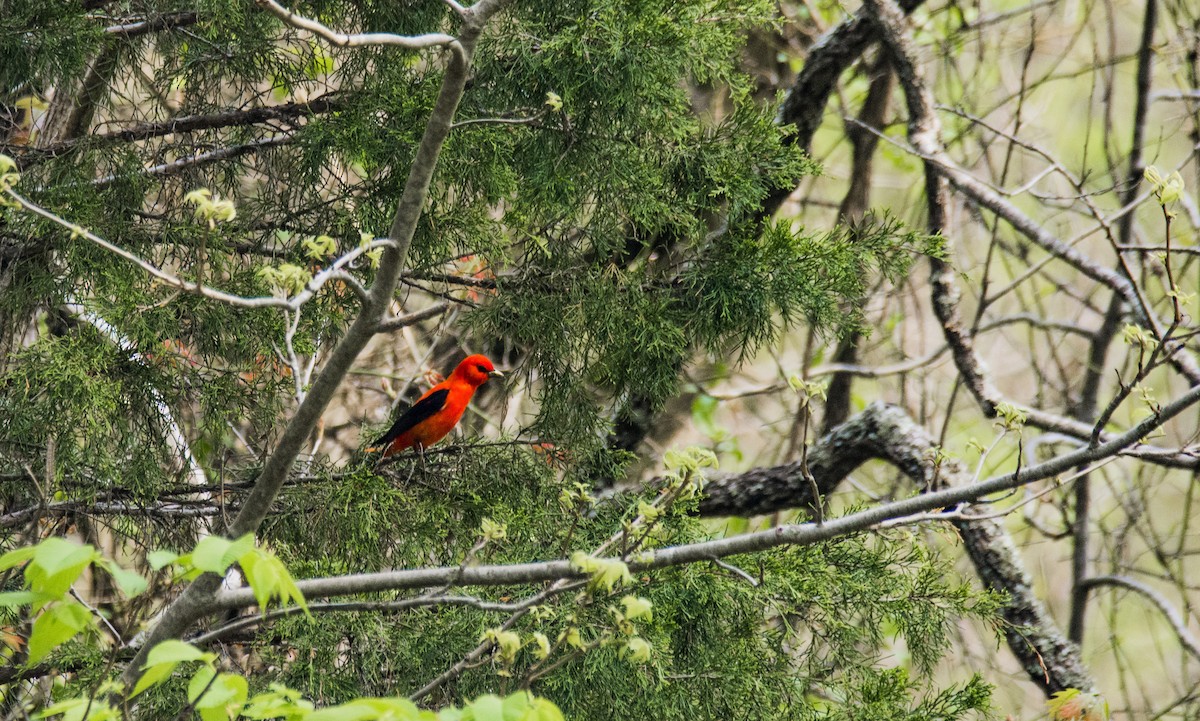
(208, 381, 1200, 615)
(2, 191, 391, 312)
(10, 97, 340, 166)
(711, 402, 1097, 694)
(760, 0, 924, 217)
(118, 0, 511, 688)
(255, 0, 456, 49)
(1080, 574, 1200, 662)
(375, 302, 452, 333)
(103, 10, 199, 36)
(94, 134, 296, 185)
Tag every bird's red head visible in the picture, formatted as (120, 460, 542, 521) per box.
(452, 354, 502, 387)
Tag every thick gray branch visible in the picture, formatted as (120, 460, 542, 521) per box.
(761, 0, 923, 217)
(703, 402, 1095, 694)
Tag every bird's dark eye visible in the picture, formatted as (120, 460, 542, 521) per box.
(476, 364, 488, 373)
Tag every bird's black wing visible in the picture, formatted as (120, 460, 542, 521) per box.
(369, 388, 450, 448)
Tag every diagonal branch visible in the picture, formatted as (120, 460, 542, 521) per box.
(1080, 574, 1200, 662)
(117, 0, 512, 689)
(2, 190, 393, 312)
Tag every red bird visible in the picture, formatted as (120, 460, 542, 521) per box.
(368, 354, 503, 458)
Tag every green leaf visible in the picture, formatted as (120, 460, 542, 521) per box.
(307, 698, 422, 721)
(0, 591, 40, 608)
(465, 695, 504, 721)
(620, 595, 653, 621)
(188, 534, 254, 575)
(146, 639, 212, 666)
(27, 602, 91, 664)
(529, 699, 564, 721)
(189, 536, 234, 574)
(243, 684, 314, 720)
(239, 547, 308, 615)
(131, 662, 180, 699)
(101, 561, 147, 598)
(305, 704, 381, 721)
(188, 664, 217, 704)
(26, 538, 98, 599)
(623, 637, 653, 663)
(0, 546, 36, 573)
(569, 553, 631, 592)
(302, 234, 337, 260)
(34, 695, 120, 721)
(193, 672, 248, 721)
(132, 640, 215, 698)
(147, 550, 180, 570)
(35, 697, 88, 721)
(501, 693, 532, 721)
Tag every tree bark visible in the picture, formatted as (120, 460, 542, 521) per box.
(700, 402, 1097, 695)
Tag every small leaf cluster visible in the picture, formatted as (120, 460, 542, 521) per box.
(154, 534, 309, 616)
(1144, 165, 1185, 211)
(0, 538, 144, 665)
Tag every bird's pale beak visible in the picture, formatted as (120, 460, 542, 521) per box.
(488, 369, 504, 380)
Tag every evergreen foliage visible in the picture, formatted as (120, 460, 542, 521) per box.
(0, 2, 996, 719)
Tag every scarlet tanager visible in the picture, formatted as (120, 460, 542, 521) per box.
(368, 354, 503, 458)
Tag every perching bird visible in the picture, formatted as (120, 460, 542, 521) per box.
(368, 354, 503, 458)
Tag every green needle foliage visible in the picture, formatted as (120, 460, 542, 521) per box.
(0, 1, 995, 719)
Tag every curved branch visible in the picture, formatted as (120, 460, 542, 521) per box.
(1080, 574, 1200, 662)
(256, 0, 456, 49)
(761, 0, 924, 217)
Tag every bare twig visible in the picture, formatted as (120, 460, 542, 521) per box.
(1080, 574, 1200, 662)
(256, 0, 456, 49)
(375, 302, 453, 333)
